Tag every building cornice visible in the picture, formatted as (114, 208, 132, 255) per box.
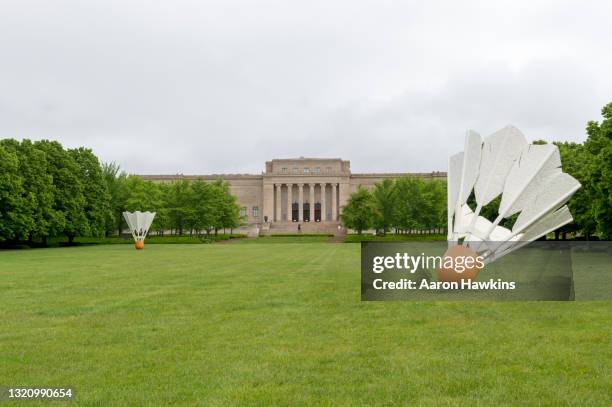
(139, 174, 264, 181)
(139, 171, 447, 181)
(351, 171, 447, 178)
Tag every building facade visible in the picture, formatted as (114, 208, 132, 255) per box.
(141, 158, 446, 229)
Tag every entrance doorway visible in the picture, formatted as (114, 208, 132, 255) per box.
(314, 202, 321, 222)
(291, 202, 298, 222)
(303, 203, 310, 222)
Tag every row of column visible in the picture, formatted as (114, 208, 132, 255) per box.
(274, 183, 338, 222)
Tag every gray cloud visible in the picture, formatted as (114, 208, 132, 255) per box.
(1, 0, 610, 174)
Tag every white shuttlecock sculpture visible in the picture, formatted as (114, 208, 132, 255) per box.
(123, 211, 156, 250)
(442, 125, 580, 281)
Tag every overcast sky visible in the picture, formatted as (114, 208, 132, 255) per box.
(1, 0, 611, 175)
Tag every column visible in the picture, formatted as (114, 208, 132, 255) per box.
(286, 184, 292, 221)
(275, 184, 281, 222)
(298, 183, 304, 221)
(321, 183, 326, 221)
(263, 183, 274, 224)
(331, 183, 337, 221)
(309, 183, 315, 221)
(339, 182, 350, 219)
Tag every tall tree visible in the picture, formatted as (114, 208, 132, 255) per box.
(102, 162, 129, 236)
(164, 180, 192, 235)
(0, 144, 26, 242)
(555, 142, 597, 239)
(340, 187, 376, 234)
(0, 139, 57, 242)
(70, 148, 112, 237)
(188, 180, 217, 235)
(18, 140, 56, 242)
(584, 102, 612, 239)
(372, 179, 396, 234)
(124, 176, 165, 235)
(154, 182, 171, 236)
(393, 176, 426, 233)
(423, 179, 447, 233)
(216, 180, 242, 233)
(34, 140, 88, 243)
(125, 177, 162, 211)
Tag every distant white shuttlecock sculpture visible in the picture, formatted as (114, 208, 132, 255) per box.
(123, 211, 156, 250)
(442, 125, 580, 281)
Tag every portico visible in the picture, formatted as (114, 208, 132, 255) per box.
(273, 182, 339, 222)
(260, 158, 352, 225)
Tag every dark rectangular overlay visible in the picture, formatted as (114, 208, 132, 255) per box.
(361, 241, 612, 301)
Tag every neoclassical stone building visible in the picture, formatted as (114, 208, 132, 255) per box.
(142, 158, 445, 233)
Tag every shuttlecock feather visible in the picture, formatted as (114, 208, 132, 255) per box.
(446, 126, 580, 265)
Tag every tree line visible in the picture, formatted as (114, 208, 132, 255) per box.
(0, 139, 243, 245)
(341, 177, 447, 234)
(342, 102, 612, 239)
(1, 103, 610, 243)
(552, 102, 612, 240)
(107, 169, 242, 237)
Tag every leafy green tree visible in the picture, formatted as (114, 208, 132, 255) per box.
(70, 148, 112, 237)
(19, 140, 56, 242)
(340, 187, 376, 234)
(584, 102, 612, 239)
(215, 180, 242, 233)
(0, 139, 56, 242)
(555, 142, 597, 239)
(125, 177, 163, 211)
(0, 144, 26, 242)
(165, 180, 193, 235)
(154, 182, 171, 236)
(102, 162, 129, 236)
(393, 176, 426, 233)
(34, 140, 88, 244)
(372, 179, 396, 234)
(389, 176, 447, 234)
(124, 176, 165, 234)
(188, 180, 218, 235)
(423, 179, 446, 233)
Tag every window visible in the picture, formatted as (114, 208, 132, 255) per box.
(304, 167, 310, 174)
(314, 167, 321, 173)
(240, 207, 247, 217)
(281, 167, 287, 173)
(252, 206, 259, 217)
(293, 167, 299, 174)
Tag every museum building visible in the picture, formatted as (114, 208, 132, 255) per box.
(141, 158, 446, 233)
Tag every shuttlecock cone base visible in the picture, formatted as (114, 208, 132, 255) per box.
(437, 245, 482, 283)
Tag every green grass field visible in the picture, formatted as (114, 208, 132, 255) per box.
(1, 242, 610, 405)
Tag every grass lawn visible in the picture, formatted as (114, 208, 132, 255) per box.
(234, 235, 333, 244)
(344, 233, 446, 243)
(1, 242, 610, 405)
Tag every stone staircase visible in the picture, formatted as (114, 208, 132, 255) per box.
(264, 221, 345, 236)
